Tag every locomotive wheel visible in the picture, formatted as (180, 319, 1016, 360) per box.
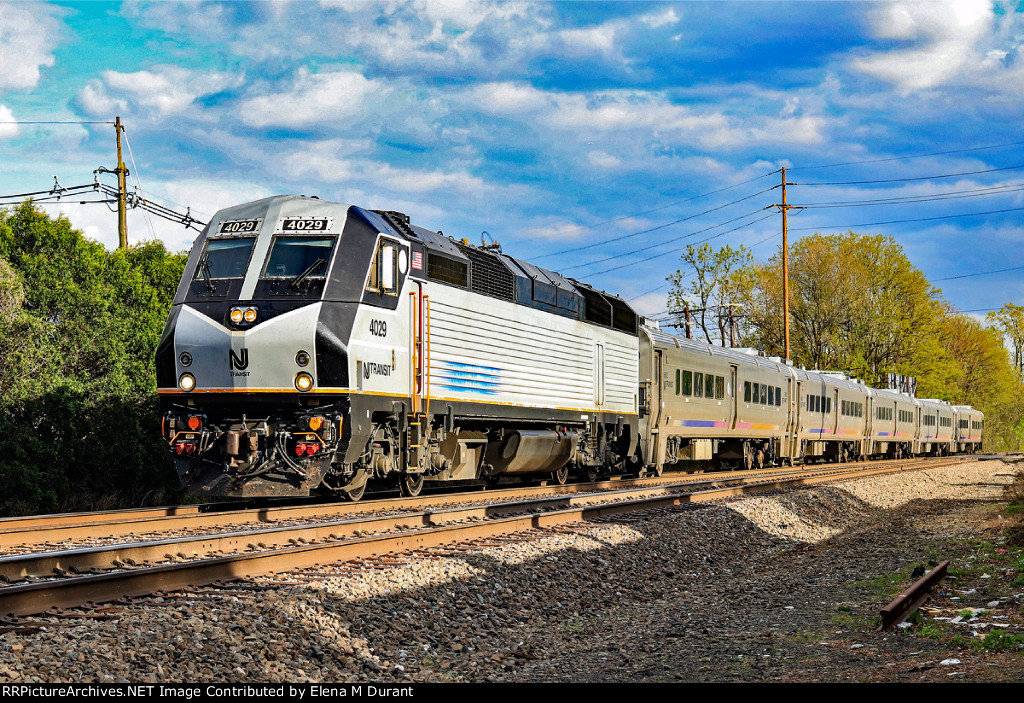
(343, 471, 368, 502)
(551, 466, 569, 485)
(400, 473, 425, 497)
(582, 465, 600, 483)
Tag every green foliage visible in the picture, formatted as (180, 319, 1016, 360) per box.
(987, 303, 1024, 379)
(0, 202, 187, 515)
(978, 628, 1024, 652)
(667, 243, 753, 345)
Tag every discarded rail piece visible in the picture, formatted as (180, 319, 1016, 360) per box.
(880, 560, 950, 630)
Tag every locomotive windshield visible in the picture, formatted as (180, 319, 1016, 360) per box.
(261, 235, 336, 279)
(194, 237, 256, 279)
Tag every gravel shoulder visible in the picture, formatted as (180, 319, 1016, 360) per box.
(2, 458, 1022, 683)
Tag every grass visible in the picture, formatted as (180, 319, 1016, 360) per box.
(977, 629, 1024, 652)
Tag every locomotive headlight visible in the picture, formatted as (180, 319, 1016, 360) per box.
(295, 350, 310, 367)
(229, 308, 244, 324)
(294, 372, 314, 392)
(178, 373, 196, 392)
(243, 307, 257, 323)
(179, 351, 192, 367)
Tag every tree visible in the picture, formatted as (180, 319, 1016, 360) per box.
(666, 243, 753, 345)
(936, 311, 1024, 450)
(743, 232, 948, 387)
(0, 202, 187, 515)
(987, 303, 1024, 379)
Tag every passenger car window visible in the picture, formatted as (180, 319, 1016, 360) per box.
(683, 371, 692, 395)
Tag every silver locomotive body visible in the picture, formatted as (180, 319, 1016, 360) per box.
(158, 196, 640, 498)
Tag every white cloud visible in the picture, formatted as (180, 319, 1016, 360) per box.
(587, 151, 622, 169)
(558, 24, 618, 55)
(0, 4, 62, 91)
(239, 68, 388, 128)
(0, 105, 18, 138)
(467, 83, 828, 148)
(640, 7, 680, 29)
(851, 0, 1008, 94)
(277, 139, 505, 200)
(77, 66, 243, 119)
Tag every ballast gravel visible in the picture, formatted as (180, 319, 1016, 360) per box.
(0, 459, 1020, 683)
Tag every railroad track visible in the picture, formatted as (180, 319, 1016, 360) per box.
(0, 456, 964, 551)
(0, 456, 972, 618)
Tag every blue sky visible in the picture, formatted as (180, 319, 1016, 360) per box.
(1, 0, 1023, 323)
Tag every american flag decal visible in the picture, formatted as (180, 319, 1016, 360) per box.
(411, 251, 423, 270)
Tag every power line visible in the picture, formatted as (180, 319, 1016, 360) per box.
(563, 206, 769, 272)
(790, 204, 1024, 232)
(935, 264, 1024, 282)
(534, 172, 779, 260)
(122, 130, 158, 240)
(586, 211, 776, 277)
(799, 163, 1024, 186)
(0, 179, 206, 232)
(0, 120, 114, 125)
(793, 139, 1024, 171)
(798, 182, 1024, 209)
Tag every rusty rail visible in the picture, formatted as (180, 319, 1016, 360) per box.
(880, 560, 950, 630)
(0, 461, 958, 617)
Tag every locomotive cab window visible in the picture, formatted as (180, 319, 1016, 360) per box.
(194, 236, 256, 280)
(367, 239, 401, 296)
(261, 235, 336, 281)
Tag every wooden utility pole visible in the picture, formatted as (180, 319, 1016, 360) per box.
(115, 116, 128, 249)
(781, 167, 789, 360)
(771, 167, 797, 360)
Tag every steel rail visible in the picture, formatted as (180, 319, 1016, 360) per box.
(0, 457, 965, 549)
(880, 560, 951, 630)
(0, 460, 950, 617)
(0, 463, 923, 583)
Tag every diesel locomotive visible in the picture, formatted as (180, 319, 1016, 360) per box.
(156, 195, 983, 499)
